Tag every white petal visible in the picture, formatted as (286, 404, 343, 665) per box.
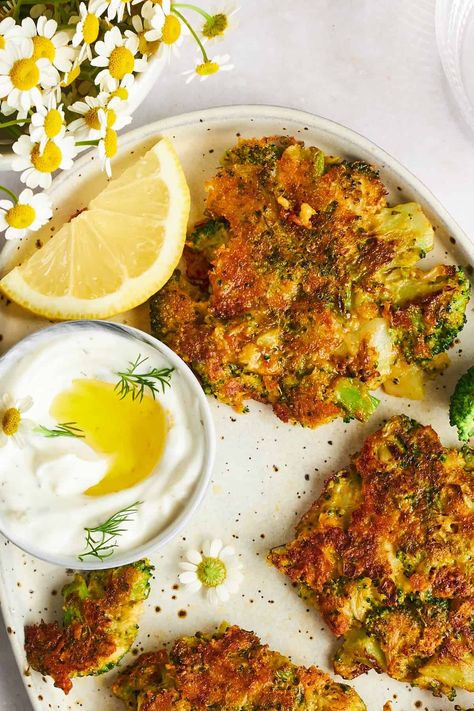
(186, 578, 202, 593)
(209, 539, 223, 558)
(215, 584, 230, 602)
(178, 571, 199, 584)
(44, 19, 58, 39)
(12, 430, 26, 448)
(219, 545, 235, 559)
(5, 226, 25, 240)
(18, 396, 33, 413)
(207, 587, 219, 604)
(18, 418, 34, 433)
(179, 561, 197, 572)
(186, 549, 202, 565)
(3, 393, 14, 408)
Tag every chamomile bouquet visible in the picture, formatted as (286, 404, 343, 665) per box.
(0, 0, 235, 240)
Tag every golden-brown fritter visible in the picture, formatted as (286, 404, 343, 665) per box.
(151, 137, 469, 428)
(112, 623, 366, 711)
(24, 560, 152, 694)
(269, 415, 474, 699)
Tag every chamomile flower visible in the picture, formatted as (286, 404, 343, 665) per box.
(68, 94, 106, 140)
(178, 539, 243, 604)
(131, 12, 160, 56)
(202, 3, 239, 41)
(72, 0, 107, 62)
(91, 25, 147, 91)
(69, 92, 131, 141)
(182, 53, 233, 84)
(0, 188, 52, 240)
(145, 1, 178, 43)
(0, 394, 34, 448)
(0, 37, 56, 112)
(12, 133, 77, 189)
(21, 16, 77, 74)
(30, 92, 66, 150)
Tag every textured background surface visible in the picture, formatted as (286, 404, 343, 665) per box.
(1, 0, 474, 708)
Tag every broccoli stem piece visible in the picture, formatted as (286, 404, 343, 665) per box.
(450, 365, 474, 442)
(333, 377, 379, 422)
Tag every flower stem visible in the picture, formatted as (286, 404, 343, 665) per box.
(0, 118, 31, 129)
(171, 8, 209, 63)
(0, 186, 18, 204)
(171, 3, 212, 21)
(75, 140, 100, 147)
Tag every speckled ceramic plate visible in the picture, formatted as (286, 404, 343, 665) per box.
(1, 106, 473, 711)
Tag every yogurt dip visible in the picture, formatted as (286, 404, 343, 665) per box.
(0, 322, 213, 566)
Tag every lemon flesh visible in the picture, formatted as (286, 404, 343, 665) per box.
(0, 137, 190, 319)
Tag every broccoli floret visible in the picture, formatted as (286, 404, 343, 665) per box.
(450, 366, 474, 441)
(334, 627, 386, 680)
(370, 203, 434, 269)
(333, 377, 379, 422)
(223, 136, 293, 167)
(24, 560, 153, 694)
(389, 265, 470, 364)
(188, 218, 229, 260)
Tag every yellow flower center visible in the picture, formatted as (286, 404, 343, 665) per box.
(110, 86, 129, 101)
(44, 108, 63, 138)
(202, 13, 228, 39)
(106, 108, 116, 127)
(138, 32, 160, 56)
(84, 107, 101, 130)
(10, 58, 40, 91)
(31, 141, 62, 173)
(104, 127, 117, 158)
(2, 408, 21, 436)
(108, 46, 134, 80)
(61, 63, 80, 87)
(196, 60, 220, 77)
(82, 13, 99, 44)
(32, 35, 56, 63)
(5, 204, 35, 230)
(0, 36, 5, 50)
(196, 557, 227, 587)
(162, 15, 181, 44)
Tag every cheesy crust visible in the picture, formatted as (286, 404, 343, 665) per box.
(112, 623, 366, 711)
(269, 416, 474, 698)
(151, 136, 469, 428)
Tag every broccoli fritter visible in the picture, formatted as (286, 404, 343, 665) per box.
(112, 623, 366, 711)
(269, 416, 474, 699)
(24, 559, 152, 694)
(151, 136, 470, 428)
(450, 365, 474, 441)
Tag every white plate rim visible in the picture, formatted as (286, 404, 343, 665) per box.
(1, 103, 473, 711)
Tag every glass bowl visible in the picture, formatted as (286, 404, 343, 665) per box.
(436, 0, 474, 133)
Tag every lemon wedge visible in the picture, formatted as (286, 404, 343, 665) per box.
(0, 137, 190, 320)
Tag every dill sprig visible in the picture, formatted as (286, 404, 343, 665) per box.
(78, 501, 143, 562)
(33, 422, 84, 438)
(114, 354, 174, 402)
